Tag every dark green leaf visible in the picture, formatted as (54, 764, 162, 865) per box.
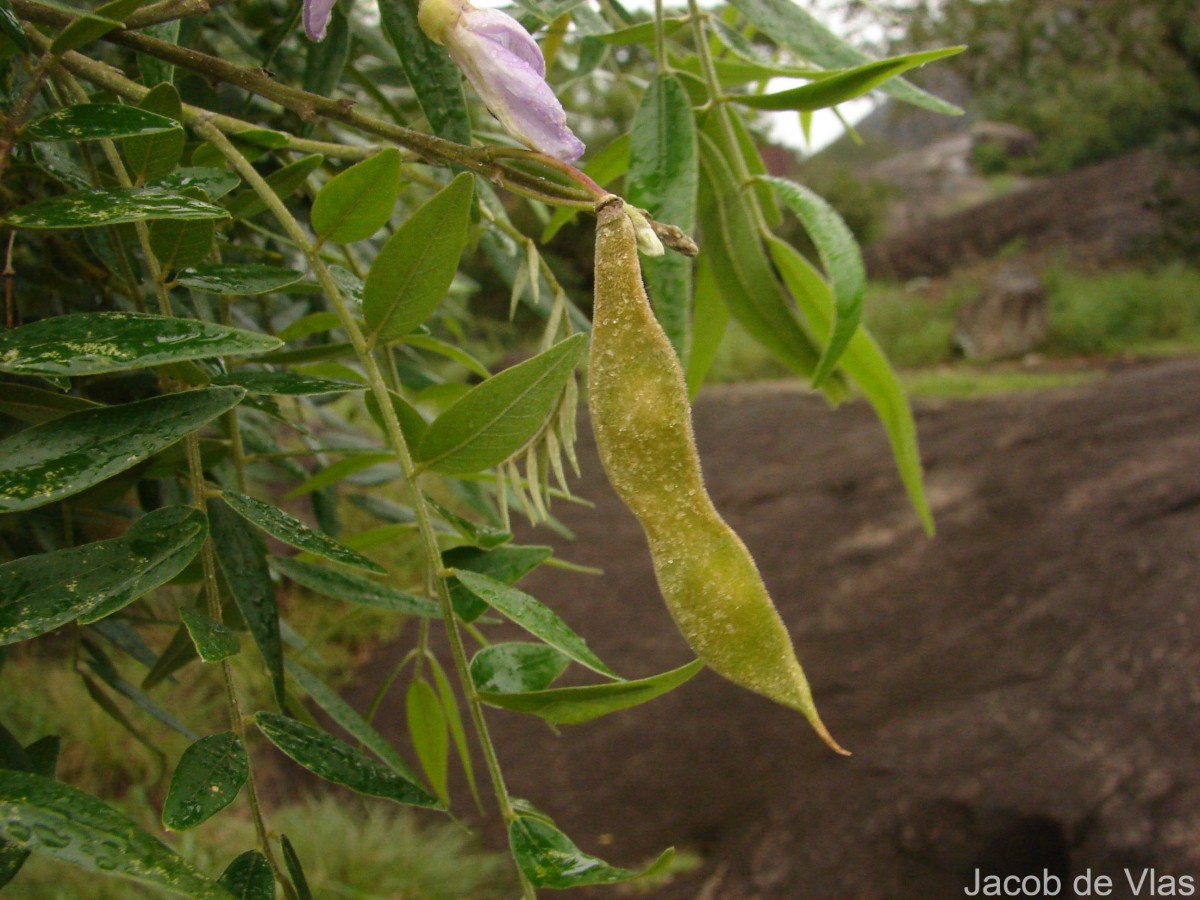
(218, 850, 273, 900)
(730, 46, 965, 112)
(453, 571, 615, 678)
(0, 770, 230, 897)
(137, 19, 179, 86)
(415, 334, 585, 475)
(216, 371, 363, 396)
(20, 104, 180, 143)
(0, 0, 29, 52)
(363, 173, 473, 345)
(254, 712, 442, 809)
(50, 0, 143, 53)
(443, 543, 551, 622)
(22, 736, 60, 779)
(176, 264, 303, 295)
(424, 495, 510, 549)
(758, 175, 866, 384)
(2, 187, 230, 230)
(311, 148, 403, 243)
(124, 84, 185, 183)
(727, 0, 962, 115)
(379, 0, 471, 144)
(470, 643, 569, 694)
(0, 313, 281, 376)
(510, 814, 673, 889)
(0, 507, 207, 646)
(225, 155, 323, 220)
(626, 74, 697, 363)
(405, 679, 449, 806)
(142, 621, 199, 690)
(180, 608, 240, 662)
(222, 490, 384, 574)
(0, 387, 244, 512)
(151, 167, 241, 200)
(284, 659, 420, 781)
(479, 658, 703, 724)
(768, 237, 934, 535)
(280, 836, 313, 900)
(0, 383, 100, 424)
(364, 389, 429, 450)
(270, 556, 439, 617)
(208, 499, 286, 709)
(162, 733, 248, 830)
(149, 216, 215, 272)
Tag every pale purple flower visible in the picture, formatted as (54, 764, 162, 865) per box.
(303, 0, 336, 41)
(419, 0, 585, 162)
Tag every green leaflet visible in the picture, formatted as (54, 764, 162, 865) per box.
(684, 252, 729, 398)
(0, 387, 245, 512)
(279, 836, 314, 900)
(225, 154, 324, 220)
(469, 642, 569, 694)
(363, 173, 473, 345)
(0, 770, 230, 897)
(151, 167, 241, 200)
(162, 733, 248, 830)
(0, 0, 29, 52)
(406, 679, 449, 806)
(179, 609, 240, 663)
(217, 851, 273, 900)
(453, 571, 615, 678)
(757, 175, 866, 385)
(0, 312, 281, 376)
(379, 0, 471, 144)
(443, 543, 552, 622)
(208, 499, 286, 709)
(477, 659, 703, 725)
(730, 46, 966, 112)
(214, 372, 363, 396)
(270, 555, 440, 617)
(767, 236, 934, 535)
(727, 0, 962, 115)
(415, 334, 585, 475)
(254, 712, 442, 809)
(626, 74, 698, 364)
(0, 507, 207, 646)
(221, 490, 385, 574)
(1, 187, 229, 230)
(50, 0, 145, 53)
(509, 814, 673, 889)
(124, 84, 186, 183)
(20, 104, 180, 143)
(311, 148, 403, 243)
(176, 264, 304, 295)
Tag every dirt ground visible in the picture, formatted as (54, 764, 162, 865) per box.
(349, 355, 1200, 899)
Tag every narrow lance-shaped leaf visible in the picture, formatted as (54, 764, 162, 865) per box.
(311, 148, 403, 243)
(254, 712, 442, 809)
(0, 0, 30, 52)
(0, 313, 281, 377)
(0, 770, 230, 898)
(0, 387, 244, 512)
(363, 173, 474, 345)
(768, 236, 934, 535)
(416, 333, 586, 475)
(685, 252, 729, 398)
(727, 0, 962, 115)
(225, 154, 324, 220)
(51, 0, 144, 53)
(453, 571, 616, 678)
(162, 733, 248, 831)
(478, 658, 703, 725)
(270, 556, 440, 617)
(208, 499, 286, 710)
(757, 175, 866, 385)
(406, 679, 449, 806)
(626, 74, 698, 363)
(20, 104, 181, 143)
(280, 836, 314, 900)
(2, 187, 230, 230)
(730, 46, 966, 112)
(509, 814, 674, 889)
(175, 264, 304, 295)
(0, 507, 207, 646)
(222, 490, 385, 574)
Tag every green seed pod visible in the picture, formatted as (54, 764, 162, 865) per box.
(589, 196, 847, 754)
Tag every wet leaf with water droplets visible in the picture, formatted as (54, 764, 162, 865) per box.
(217, 850, 273, 900)
(254, 712, 442, 809)
(469, 642, 569, 694)
(179, 609, 240, 663)
(270, 556, 439, 617)
(162, 733, 248, 831)
(0, 770, 231, 896)
(509, 813, 674, 889)
(20, 104, 181, 143)
(2, 186, 230, 230)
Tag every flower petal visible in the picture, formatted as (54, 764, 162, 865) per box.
(459, 7, 545, 78)
(448, 27, 584, 162)
(303, 0, 337, 41)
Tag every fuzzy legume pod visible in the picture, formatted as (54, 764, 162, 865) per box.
(589, 196, 847, 754)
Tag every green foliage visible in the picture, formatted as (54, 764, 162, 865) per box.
(0, 0, 962, 891)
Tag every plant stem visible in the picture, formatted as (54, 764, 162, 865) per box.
(194, 119, 538, 899)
